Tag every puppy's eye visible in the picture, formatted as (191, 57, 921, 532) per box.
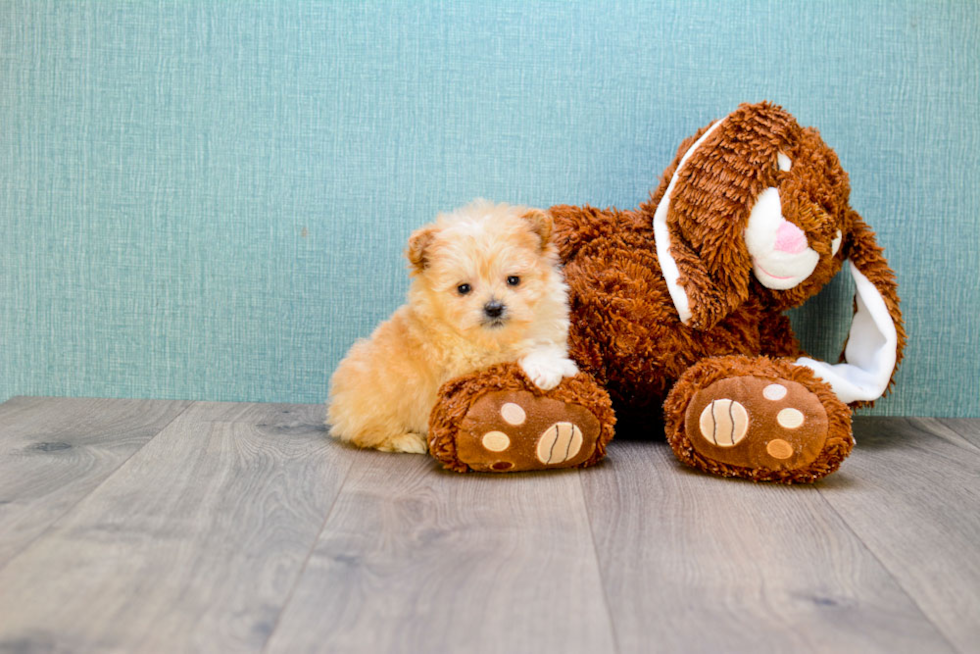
(456, 283, 472, 295)
(506, 276, 520, 286)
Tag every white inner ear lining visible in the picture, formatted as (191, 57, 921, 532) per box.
(795, 261, 899, 404)
(777, 152, 792, 171)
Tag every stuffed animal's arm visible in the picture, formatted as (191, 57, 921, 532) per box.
(759, 314, 804, 359)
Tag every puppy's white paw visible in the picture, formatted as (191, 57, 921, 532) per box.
(521, 352, 579, 391)
(559, 357, 579, 378)
(378, 432, 428, 454)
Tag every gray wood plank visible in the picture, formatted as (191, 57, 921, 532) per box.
(0, 401, 354, 654)
(579, 438, 956, 654)
(936, 418, 980, 450)
(819, 416, 980, 654)
(264, 451, 617, 654)
(0, 396, 191, 568)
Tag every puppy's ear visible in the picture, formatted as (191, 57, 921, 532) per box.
(406, 226, 438, 274)
(520, 208, 553, 249)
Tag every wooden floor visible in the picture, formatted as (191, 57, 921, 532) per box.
(0, 397, 977, 654)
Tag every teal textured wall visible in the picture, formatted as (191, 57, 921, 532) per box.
(1, 1, 978, 416)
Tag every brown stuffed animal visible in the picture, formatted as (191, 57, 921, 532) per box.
(428, 101, 906, 483)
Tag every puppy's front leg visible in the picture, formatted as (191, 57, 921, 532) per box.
(377, 432, 428, 454)
(519, 344, 579, 391)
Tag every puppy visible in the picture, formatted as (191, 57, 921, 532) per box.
(327, 199, 579, 453)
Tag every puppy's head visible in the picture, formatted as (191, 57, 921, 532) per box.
(406, 199, 559, 343)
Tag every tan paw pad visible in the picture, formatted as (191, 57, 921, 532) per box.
(481, 431, 511, 452)
(536, 422, 584, 464)
(698, 399, 749, 447)
(500, 402, 526, 425)
(777, 408, 805, 429)
(766, 438, 795, 459)
(763, 383, 788, 400)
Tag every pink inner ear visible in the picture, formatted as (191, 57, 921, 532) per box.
(774, 220, 808, 254)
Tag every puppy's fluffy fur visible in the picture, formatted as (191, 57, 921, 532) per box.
(327, 199, 578, 453)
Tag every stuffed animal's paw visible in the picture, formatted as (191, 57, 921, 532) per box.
(427, 362, 615, 473)
(452, 390, 600, 472)
(665, 356, 852, 483)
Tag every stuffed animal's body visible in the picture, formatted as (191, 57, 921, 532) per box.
(553, 203, 801, 421)
(428, 102, 906, 482)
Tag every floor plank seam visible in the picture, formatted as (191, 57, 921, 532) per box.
(0, 399, 196, 576)
(813, 487, 963, 653)
(578, 471, 622, 654)
(259, 448, 357, 654)
(928, 418, 980, 455)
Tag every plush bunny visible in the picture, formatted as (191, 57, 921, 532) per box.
(428, 102, 905, 483)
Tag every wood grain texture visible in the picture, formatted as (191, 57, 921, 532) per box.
(2, 399, 978, 654)
(0, 396, 191, 568)
(936, 418, 980, 450)
(818, 417, 980, 654)
(0, 401, 354, 654)
(264, 450, 617, 654)
(579, 438, 957, 654)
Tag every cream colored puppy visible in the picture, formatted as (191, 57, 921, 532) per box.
(327, 199, 579, 453)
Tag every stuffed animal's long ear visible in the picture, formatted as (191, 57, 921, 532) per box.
(795, 210, 906, 406)
(649, 102, 800, 330)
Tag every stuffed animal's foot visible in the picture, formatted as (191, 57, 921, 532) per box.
(428, 363, 616, 473)
(454, 392, 601, 472)
(665, 356, 853, 483)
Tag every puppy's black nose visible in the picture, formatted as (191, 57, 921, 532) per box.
(483, 300, 505, 318)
